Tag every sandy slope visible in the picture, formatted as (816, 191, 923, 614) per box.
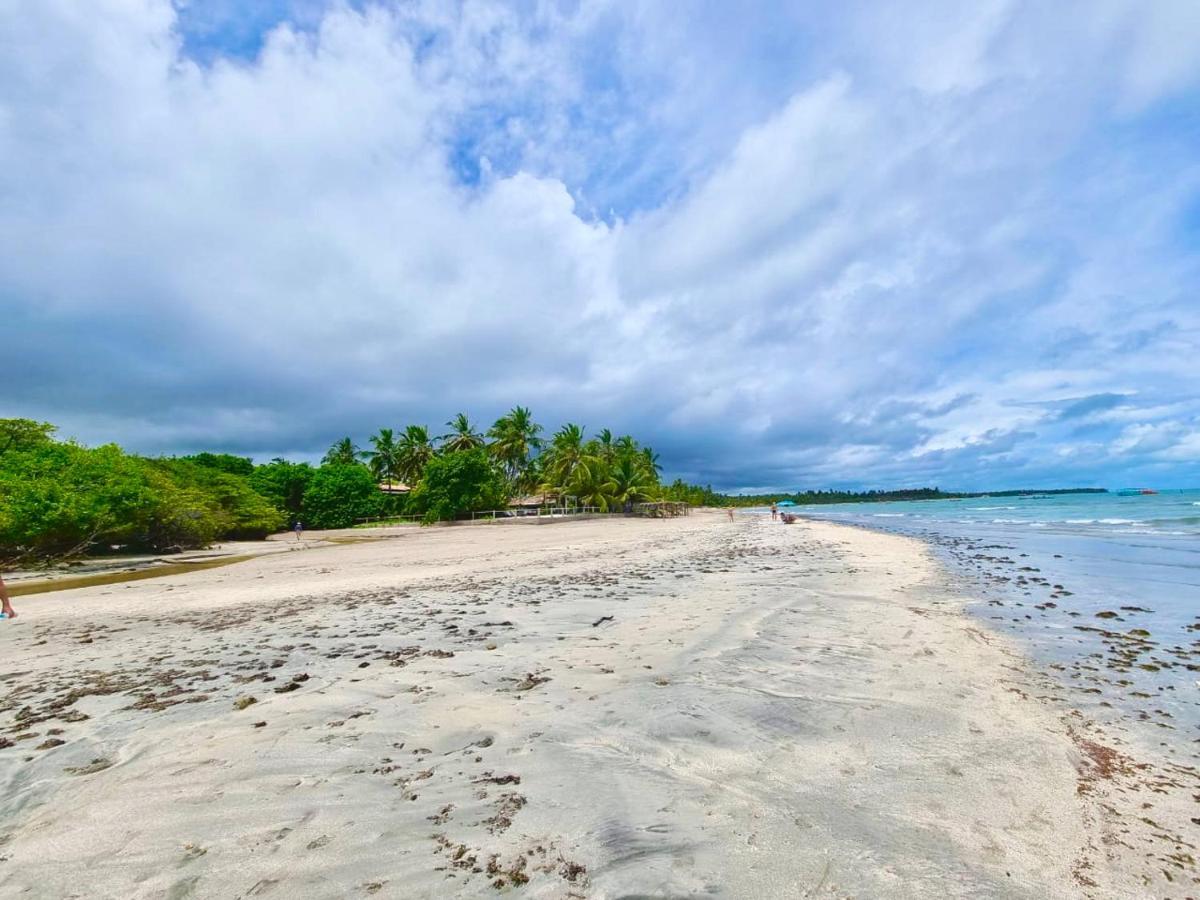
(0, 514, 1183, 898)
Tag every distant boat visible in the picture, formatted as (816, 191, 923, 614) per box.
(1116, 488, 1157, 496)
(777, 500, 796, 507)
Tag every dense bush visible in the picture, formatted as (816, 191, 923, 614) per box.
(251, 459, 313, 519)
(181, 452, 255, 477)
(144, 459, 284, 543)
(0, 420, 283, 562)
(0, 440, 152, 560)
(300, 464, 383, 529)
(407, 448, 508, 524)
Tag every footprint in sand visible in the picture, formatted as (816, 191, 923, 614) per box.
(165, 875, 201, 899)
(177, 843, 207, 867)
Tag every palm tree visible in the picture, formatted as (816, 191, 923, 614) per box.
(605, 455, 654, 506)
(365, 428, 401, 486)
(640, 445, 663, 481)
(322, 436, 361, 467)
(487, 406, 543, 486)
(543, 423, 586, 489)
(397, 424, 435, 485)
(439, 413, 484, 453)
(566, 456, 611, 511)
(593, 428, 616, 465)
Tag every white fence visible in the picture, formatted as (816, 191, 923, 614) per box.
(355, 506, 609, 527)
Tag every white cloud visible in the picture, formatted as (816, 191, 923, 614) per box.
(1, 0, 1198, 490)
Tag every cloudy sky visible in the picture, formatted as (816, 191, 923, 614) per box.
(3, 1, 1199, 491)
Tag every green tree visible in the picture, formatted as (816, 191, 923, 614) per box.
(592, 428, 616, 466)
(397, 425, 435, 485)
(0, 437, 286, 561)
(614, 435, 637, 457)
(0, 418, 57, 457)
(439, 413, 485, 453)
(144, 459, 283, 543)
(322, 437, 361, 467)
(605, 455, 655, 507)
(251, 459, 313, 518)
(640, 446, 663, 482)
(487, 406, 543, 488)
(542, 423, 586, 490)
(407, 448, 507, 524)
(181, 452, 254, 477)
(302, 465, 383, 529)
(365, 428, 402, 486)
(0, 442, 151, 561)
(564, 457, 612, 511)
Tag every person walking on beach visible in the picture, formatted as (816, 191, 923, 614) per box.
(0, 574, 16, 620)
(770, 502, 778, 521)
(726, 507, 735, 523)
(294, 520, 304, 542)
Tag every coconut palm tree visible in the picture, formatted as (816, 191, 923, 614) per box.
(566, 456, 611, 511)
(605, 455, 655, 506)
(591, 428, 616, 466)
(365, 428, 401, 486)
(397, 425, 435, 485)
(322, 436, 361, 467)
(640, 445, 663, 482)
(439, 413, 484, 453)
(487, 406, 543, 486)
(543, 423, 586, 489)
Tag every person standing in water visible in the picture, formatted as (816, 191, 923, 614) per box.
(0, 574, 16, 620)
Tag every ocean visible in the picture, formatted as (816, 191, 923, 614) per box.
(791, 490, 1200, 763)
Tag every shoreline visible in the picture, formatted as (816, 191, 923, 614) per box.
(794, 506, 1200, 764)
(1, 513, 1194, 897)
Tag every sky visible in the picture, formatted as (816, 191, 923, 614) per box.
(2, 1, 1199, 492)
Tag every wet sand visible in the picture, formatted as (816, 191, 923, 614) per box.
(0, 514, 1192, 898)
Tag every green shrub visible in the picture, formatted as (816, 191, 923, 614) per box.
(180, 452, 255, 477)
(301, 464, 383, 529)
(408, 448, 507, 524)
(0, 441, 151, 560)
(142, 459, 284, 542)
(0, 419, 284, 561)
(251, 459, 314, 519)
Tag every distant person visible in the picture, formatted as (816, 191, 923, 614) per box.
(294, 520, 304, 542)
(727, 507, 735, 523)
(770, 502, 778, 521)
(0, 574, 15, 620)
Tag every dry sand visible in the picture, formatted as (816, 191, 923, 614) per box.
(0, 513, 1192, 898)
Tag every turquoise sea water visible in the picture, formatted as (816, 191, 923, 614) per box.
(791, 490, 1200, 761)
(800, 489, 1200, 538)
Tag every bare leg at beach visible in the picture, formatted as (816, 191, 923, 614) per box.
(0, 574, 16, 620)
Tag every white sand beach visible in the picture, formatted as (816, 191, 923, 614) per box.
(0, 513, 1193, 898)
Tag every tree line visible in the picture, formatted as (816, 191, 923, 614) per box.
(0, 410, 682, 563)
(711, 487, 1108, 507)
